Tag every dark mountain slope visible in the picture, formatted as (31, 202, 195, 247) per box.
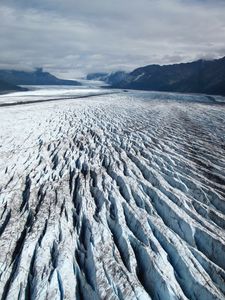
(0, 79, 27, 93)
(0, 68, 81, 86)
(109, 56, 225, 96)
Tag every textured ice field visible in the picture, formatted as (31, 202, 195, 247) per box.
(0, 85, 112, 106)
(0, 88, 225, 300)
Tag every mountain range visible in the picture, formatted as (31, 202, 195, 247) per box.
(0, 68, 81, 93)
(87, 56, 225, 96)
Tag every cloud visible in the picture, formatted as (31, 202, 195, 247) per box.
(0, 0, 225, 78)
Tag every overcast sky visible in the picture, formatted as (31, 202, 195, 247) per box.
(0, 0, 225, 78)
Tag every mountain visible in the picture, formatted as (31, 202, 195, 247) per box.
(105, 71, 128, 85)
(86, 72, 109, 81)
(86, 71, 127, 85)
(0, 68, 81, 86)
(0, 79, 27, 93)
(89, 56, 225, 96)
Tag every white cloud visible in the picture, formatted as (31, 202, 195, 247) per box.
(0, 0, 225, 78)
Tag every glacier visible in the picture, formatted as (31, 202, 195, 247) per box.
(0, 86, 225, 300)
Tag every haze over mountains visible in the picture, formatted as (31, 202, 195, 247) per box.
(87, 71, 128, 85)
(87, 56, 225, 96)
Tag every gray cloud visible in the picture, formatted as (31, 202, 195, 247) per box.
(0, 0, 225, 78)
